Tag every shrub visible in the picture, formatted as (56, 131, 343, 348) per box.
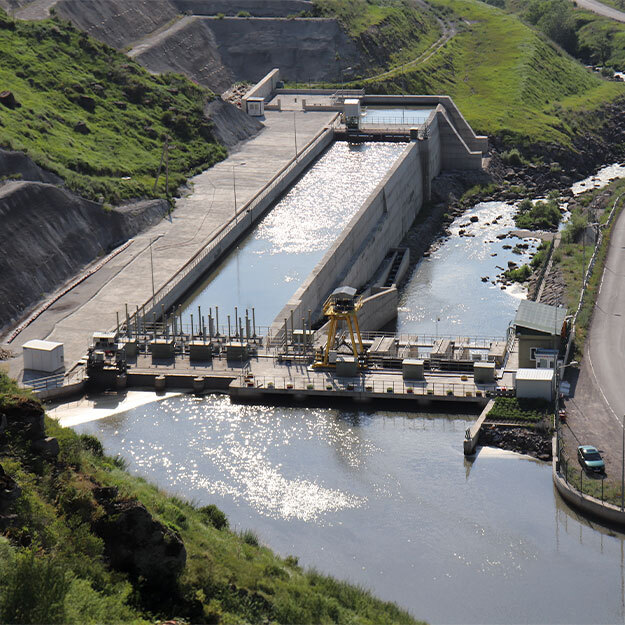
(79, 434, 103, 457)
(0, 551, 70, 624)
(489, 397, 550, 422)
(501, 148, 524, 167)
(241, 529, 259, 547)
(199, 504, 229, 530)
(236, 10, 251, 17)
(515, 199, 561, 231)
(504, 264, 532, 283)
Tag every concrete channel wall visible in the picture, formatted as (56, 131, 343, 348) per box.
(272, 140, 423, 333)
(363, 95, 488, 153)
(134, 122, 335, 327)
(434, 105, 483, 170)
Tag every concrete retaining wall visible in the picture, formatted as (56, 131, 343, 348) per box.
(272, 140, 423, 333)
(34, 380, 86, 401)
(434, 106, 483, 170)
(244, 68, 281, 103)
(553, 438, 625, 527)
(357, 287, 399, 331)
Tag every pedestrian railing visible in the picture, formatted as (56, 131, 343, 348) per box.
(239, 374, 494, 398)
(557, 447, 623, 508)
(23, 373, 66, 391)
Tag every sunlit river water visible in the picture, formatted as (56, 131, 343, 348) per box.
(178, 142, 406, 329)
(75, 396, 625, 624)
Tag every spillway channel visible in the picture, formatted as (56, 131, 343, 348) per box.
(177, 141, 406, 329)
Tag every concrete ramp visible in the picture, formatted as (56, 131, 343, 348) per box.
(464, 399, 495, 455)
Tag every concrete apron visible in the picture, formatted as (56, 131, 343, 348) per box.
(8, 110, 337, 380)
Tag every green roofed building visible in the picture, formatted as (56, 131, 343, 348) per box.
(514, 300, 568, 369)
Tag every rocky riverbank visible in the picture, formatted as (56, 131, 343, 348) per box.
(479, 424, 552, 462)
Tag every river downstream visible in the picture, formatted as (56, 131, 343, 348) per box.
(73, 396, 625, 624)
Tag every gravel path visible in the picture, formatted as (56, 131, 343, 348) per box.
(575, 0, 625, 23)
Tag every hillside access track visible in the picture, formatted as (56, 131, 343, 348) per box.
(574, 0, 625, 23)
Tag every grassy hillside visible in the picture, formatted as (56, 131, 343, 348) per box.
(0, 373, 422, 624)
(348, 0, 625, 149)
(0, 9, 226, 204)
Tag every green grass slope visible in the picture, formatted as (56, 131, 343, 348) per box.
(0, 10, 226, 204)
(357, 0, 625, 149)
(0, 373, 422, 625)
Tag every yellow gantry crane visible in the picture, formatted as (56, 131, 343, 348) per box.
(314, 286, 366, 368)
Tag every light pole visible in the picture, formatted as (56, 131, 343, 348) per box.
(621, 415, 625, 512)
(293, 112, 298, 159)
(342, 66, 352, 90)
(232, 162, 246, 223)
(622, 414, 624, 511)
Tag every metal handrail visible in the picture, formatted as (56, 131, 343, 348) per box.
(23, 373, 65, 391)
(240, 373, 494, 397)
(361, 116, 430, 127)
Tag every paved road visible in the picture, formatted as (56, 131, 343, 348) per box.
(575, 0, 625, 23)
(563, 207, 625, 478)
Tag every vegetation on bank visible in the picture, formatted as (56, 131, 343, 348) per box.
(0, 9, 226, 204)
(0, 373, 421, 625)
(553, 180, 625, 357)
(497, 0, 625, 72)
(353, 0, 625, 150)
(514, 196, 562, 231)
(488, 397, 551, 425)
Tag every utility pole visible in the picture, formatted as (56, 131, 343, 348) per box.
(153, 136, 169, 194)
(150, 237, 156, 309)
(233, 165, 238, 223)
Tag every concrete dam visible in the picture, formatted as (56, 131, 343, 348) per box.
(9, 72, 489, 395)
(142, 81, 487, 343)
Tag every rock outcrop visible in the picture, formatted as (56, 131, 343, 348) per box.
(0, 148, 62, 185)
(479, 425, 552, 461)
(0, 396, 60, 458)
(0, 463, 21, 516)
(1, 396, 46, 440)
(93, 486, 187, 588)
(0, 181, 168, 331)
(205, 98, 263, 149)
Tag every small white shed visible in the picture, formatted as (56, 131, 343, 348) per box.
(245, 97, 265, 117)
(23, 339, 64, 373)
(515, 368, 554, 401)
